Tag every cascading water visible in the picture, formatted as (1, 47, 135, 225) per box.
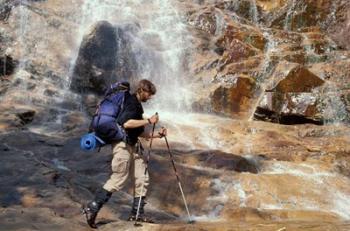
(69, 0, 193, 114)
(17, 1, 29, 70)
(250, 0, 259, 24)
(284, 0, 295, 31)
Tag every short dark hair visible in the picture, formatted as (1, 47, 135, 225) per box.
(137, 79, 156, 95)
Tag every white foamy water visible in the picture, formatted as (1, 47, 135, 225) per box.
(191, 178, 235, 222)
(262, 162, 336, 179)
(150, 111, 234, 151)
(69, 0, 193, 113)
(192, 160, 350, 221)
(257, 161, 350, 219)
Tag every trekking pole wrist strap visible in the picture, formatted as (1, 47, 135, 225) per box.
(147, 118, 152, 124)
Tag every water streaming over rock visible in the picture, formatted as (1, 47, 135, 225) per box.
(69, 0, 193, 114)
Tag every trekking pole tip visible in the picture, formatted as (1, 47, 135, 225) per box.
(188, 219, 195, 224)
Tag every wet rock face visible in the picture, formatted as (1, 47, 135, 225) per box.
(329, 2, 350, 50)
(70, 21, 137, 95)
(0, 0, 47, 21)
(211, 74, 256, 116)
(188, 8, 218, 35)
(254, 62, 330, 124)
(187, 0, 350, 124)
(0, 0, 16, 21)
(15, 108, 36, 125)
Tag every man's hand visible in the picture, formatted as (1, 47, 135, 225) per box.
(158, 127, 167, 138)
(148, 113, 159, 124)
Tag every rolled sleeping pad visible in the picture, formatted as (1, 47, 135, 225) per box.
(80, 133, 105, 151)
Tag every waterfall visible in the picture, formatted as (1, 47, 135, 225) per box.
(250, 0, 259, 24)
(68, 0, 193, 114)
(284, 0, 297, 31)
(18, 1, 29, 70)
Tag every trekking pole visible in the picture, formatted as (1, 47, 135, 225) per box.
(134, 113, 157, 227)
(163, 135, 194, 224)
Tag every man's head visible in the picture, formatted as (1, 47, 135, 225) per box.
(136, 79, 156, 102)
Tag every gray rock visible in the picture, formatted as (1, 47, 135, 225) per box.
(70, 21, 137, 95)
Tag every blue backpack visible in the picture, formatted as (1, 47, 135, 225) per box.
(85, 81, 130, 149)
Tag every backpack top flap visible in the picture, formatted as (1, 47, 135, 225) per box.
(97, 81, 130, 118)
(104, 81, 130, 97)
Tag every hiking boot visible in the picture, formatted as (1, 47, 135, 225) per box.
(82, 201, 99, 229)
(82, 188, 112, 229)
(128, 196, 154, 223)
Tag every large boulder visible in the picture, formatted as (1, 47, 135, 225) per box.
(188, 7, 218, 35)
(0, 55, 16, 77)
(255, 92, 322, 124)
(253, 61, 328, 123)
(211, 74, 256, 117)
(266, 61, 325, 93)
(70, 21, 138, 95)
(192, 74, 257, 118)
(0, 105, 36, 130)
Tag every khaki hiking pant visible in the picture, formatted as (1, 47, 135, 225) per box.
(103, 141, 149, 197)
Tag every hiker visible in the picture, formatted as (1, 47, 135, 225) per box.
(83, 79, 167, 228)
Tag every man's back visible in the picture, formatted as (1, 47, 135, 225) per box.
(117, 92, 144, 145)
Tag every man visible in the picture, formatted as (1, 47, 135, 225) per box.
(83, 79, 166, 229)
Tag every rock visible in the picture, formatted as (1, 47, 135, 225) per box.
(220, 56, 263, 75)
(0, 0, 15, 21)
(0, 106, 36, 130)
(43, 88, 59, 97)
(0, 112, 23, 130)
(252, 61, 328, 123)
(188, 7, 218, 35)
(15, 108, 36, 125)
(211, 74, 256, 117)
(221, 0, 262, 23)
(302, 32, 337, 56)
(216, 23, 267, 52)
(266, 61, 325, 93)
(218, 39, 259, 67)
(255, 92, 323, 124)
(256, 0, 289, 12)
(61, 111, 87, 133)
(70, 21, 137, 95)
(327, 1, 350, 49)
(0, 55, 17, 77)
(82, 93, 100, 116)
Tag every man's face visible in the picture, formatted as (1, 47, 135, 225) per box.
(140, 90, 153, 102)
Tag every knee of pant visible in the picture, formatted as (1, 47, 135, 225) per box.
(135, 175, 149, 187)
(111, 158, 130, 174)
